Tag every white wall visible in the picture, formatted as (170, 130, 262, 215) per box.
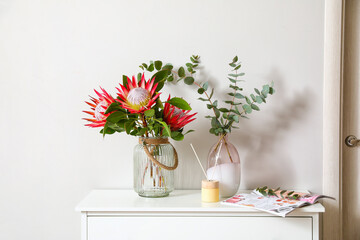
(0, 0, 324, 239)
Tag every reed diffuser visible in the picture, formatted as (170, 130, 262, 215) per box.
(190, 143, 219, 202)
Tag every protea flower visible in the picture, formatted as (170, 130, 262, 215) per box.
(83, 87, 115, 127)
(163, 95, 197, 131)
(116, 74, 160, 114)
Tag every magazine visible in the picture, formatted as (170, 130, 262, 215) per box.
(221, 189, 333, 217)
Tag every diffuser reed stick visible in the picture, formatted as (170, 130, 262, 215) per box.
(190, 143, 208, 180)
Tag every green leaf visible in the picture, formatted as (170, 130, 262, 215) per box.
(234, 93, 245, 99)
(144, 109, 155, 117)
(229, 63, 236, 67)
(184, 76, 194, 85)
(214, 108, 220, 118)
(184, 129, 195, 135)
(178, 67, 185, 77)
(136, 128, 147, 136)
(232, 56, 238, 63)
(255, 88, 260, 95)
(211, 117, 221, 128)
(251, 103, 260, 111)
(198, 97, 209, 101)
(198, 88, 205, 94)
(152, 70, 169, 83)
(100, 123, 116, 136)
(245, 96, 252, 105)
(263, 85, 270, 93)
(207, 104, 212, 109)
(213, 100, 218, 107)
(155, 81, 165, 92)
(167, 97, 192, 110)
(255, 96, 263, 104)
(260, 95, 266, 103)
(173, 133, 184, 141)
(228, 77, 237, 83)
(250, 94, 256, 102)
(154, 119, 171, 137)
(261, 90, 268, 98)
(137, 72, 142, 82)
(234, 64, 241, 70)
(228, 73, 245, 78)
(219, 108, 229, 112)
(209, 88, 214, 99)
(233, 115, 239, 123)
(107, 111, 127, 123)
(242, 104, 252, 114)
(105, 102, 123, 114)
(229, 85, 242, 91)
(269, 87, 275, 94)
(124, 120, 135, 134)
(202, 82, 209, 91)
(154, 60, 162, 70)
(186, 63, 193, 68)
(141, 63, 148, 69)
(162, 64, 173, 71)
(147, 63, 154, 72)
(122, 75, 129, 87)
(167, 75, 174, 82)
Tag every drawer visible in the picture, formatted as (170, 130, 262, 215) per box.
(87, 216, 313, 240)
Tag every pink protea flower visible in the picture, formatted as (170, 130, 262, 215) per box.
(83, 87, 115, 127)
(116, 73, 160, 114)
(163, 95, 197, 131)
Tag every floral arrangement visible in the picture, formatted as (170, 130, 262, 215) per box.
(83, 73, 196, 141)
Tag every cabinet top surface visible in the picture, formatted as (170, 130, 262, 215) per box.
(75, 190, 325, 214)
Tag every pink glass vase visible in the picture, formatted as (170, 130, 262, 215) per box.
(207, 134, 241, 198)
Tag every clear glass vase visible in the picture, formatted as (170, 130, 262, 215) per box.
(207, 134, 241, 198)
(133, 137, 176, 198)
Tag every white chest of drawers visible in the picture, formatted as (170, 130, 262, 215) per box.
(75, 190, 324, 240)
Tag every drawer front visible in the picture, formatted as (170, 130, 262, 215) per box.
(88, 216, 313, 240)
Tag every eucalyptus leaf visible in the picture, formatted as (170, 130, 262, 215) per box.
(232, 56, 238, 63)
(242, 104, 252, 114)
(178, 67, 185, 77)
(184, 76, 194, 85)
(198, 88, 205, 94)
(234, 64, 241, 70)
(147, 63, 154, 72)
(155, 60, 162, 70)
(251, 103, 260, 111)
(202, 82, 209, 91)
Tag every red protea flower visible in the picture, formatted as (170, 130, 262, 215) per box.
(116, 73, 160, 114)
(163, 95, 197, 131)
(83, 87, 115, 127)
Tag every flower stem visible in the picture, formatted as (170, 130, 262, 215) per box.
(214, 133, 233, 163)
(140, 113, 149, 137)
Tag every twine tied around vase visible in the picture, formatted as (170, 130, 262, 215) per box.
(139, 138, 179, 170)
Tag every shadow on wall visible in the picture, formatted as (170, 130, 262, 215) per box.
(232, 69, 314, 190)
(173, 68, 315, 190)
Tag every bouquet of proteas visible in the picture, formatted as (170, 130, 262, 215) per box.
(83, 69, 197, 197)
(83, 73, 196, 140)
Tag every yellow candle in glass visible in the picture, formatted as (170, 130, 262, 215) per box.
(202, 180, 219, 202)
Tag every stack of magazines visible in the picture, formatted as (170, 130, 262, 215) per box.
(221, 189, 334, 217)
